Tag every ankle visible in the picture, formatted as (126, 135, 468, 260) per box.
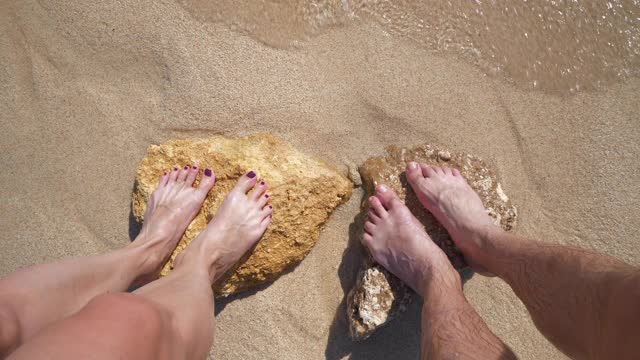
(173, 243, 220, 284)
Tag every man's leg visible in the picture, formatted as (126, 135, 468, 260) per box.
(0, 166, 215, 356)
(405, 162, 640, 359)
(361, 184, 515, 359)
(8, 171, 272, 360)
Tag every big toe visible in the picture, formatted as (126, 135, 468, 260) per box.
(233, 170, 259, 194)
(374, 184, 403, 209)
(405, 162, 426, 187)
(196, 168, 216, 197)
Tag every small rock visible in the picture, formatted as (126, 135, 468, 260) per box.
(438, 150, 452, 161)
(346, 162, 362, 187)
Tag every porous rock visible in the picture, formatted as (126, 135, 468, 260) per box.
(347, 144, 517, 340)
(132, 134, 352, 297)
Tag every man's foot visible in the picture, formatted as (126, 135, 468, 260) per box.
(405, 162, 500, 273)
(362, 185, 460, 296)
(174, 171, 272, 283)
(131, 165, 216, 281)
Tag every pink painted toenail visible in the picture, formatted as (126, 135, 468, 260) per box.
(204, 168, 212, 177)
(247, 171, 256, 178)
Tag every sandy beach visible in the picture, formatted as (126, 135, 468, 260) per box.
(1, 1, 639, 359)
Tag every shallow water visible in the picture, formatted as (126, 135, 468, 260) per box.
(180, 0, 640, 94)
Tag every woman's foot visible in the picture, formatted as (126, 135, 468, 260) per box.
(131, 165, 216, 281)
(174, 171, 272, 283)
(362, 185, 460, 296)
(404, 161, 501, 273)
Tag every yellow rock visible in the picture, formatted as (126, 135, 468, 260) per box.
(132, 134, 352, 297)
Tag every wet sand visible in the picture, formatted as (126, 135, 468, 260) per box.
(1, 1, 639, 359)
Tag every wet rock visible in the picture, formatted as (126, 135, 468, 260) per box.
(347, 144, 517, 340)
(132, 134, 352, 297)
(346, 161, 362, 187)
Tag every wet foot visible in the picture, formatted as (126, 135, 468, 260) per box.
(362, 185, 460, 296)
(174, 171, 272, 283)
(405, 162, 500, 273)
(131, 165, 216, 281)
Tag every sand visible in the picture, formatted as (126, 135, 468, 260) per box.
(1, 1, 639, 359)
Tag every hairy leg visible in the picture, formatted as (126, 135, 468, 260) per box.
(362, 184, 514, 360)
(0, 166, 214, 356)
(405, 161, 640, 359)
(10, 171, 272, 360)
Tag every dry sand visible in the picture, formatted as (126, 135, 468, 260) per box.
(1, 1, 639, 359)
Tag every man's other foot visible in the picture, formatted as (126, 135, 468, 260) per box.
(405, 162, 500, 273)
(132, 165, 216, 280)
(362, 185, 460, 296)
(175, 171, 272, 283)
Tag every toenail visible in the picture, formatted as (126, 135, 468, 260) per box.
(192, 165, 197, 169)
(164, 172, 167, 175)
(265, 194, 269, 198)
(204, 168, 212, 177)
(268, 205, 272, 209)
(408, 162, 418, 169)
(260, 181, 265, 186)
(173, 167, 178, 171)
(247, 171, 256, 178)
(184, 166, 189, 170)
(377, 184, 389, 193)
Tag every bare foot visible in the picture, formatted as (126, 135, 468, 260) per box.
(362, 184, 460, 296)
(174, 171, 272, 283)
(131, 165, 216, 281)
(405, 162, 500, 273)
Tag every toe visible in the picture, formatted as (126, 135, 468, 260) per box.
(374, 184, 403, 209)
(362, 233, 373, 247)
(169, 167, 180, 182)
(452, 168, 461, 176)
(196, 168, 216, 197)
(251, 180, 268, 200)
(406, 162, 426, 186)
(260, 206, 273, 226)
(442, 166, 453, 176)
(158, 171, 170, 187)
(421, 164, 437, 177)
(368, 196, 387, 218)
(233, 170, 259, 194)
(185, 165, 198, 186)
(367, 208, 380, 223)
(257, 193, 270, 208)
(178, 166, 190, 182)
(363, 220, 375, 234)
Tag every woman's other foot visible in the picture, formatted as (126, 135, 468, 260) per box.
(174, 171, 272, 283)
(405, 161, 501, 273)
(131, 165, 216, 280)
(362, 185, 460, 296)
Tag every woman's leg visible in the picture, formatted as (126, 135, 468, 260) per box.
(0, 166, 215, 356)
(8, 171, 272, 360)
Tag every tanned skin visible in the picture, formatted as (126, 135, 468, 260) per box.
(362, 162, 639, 360)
